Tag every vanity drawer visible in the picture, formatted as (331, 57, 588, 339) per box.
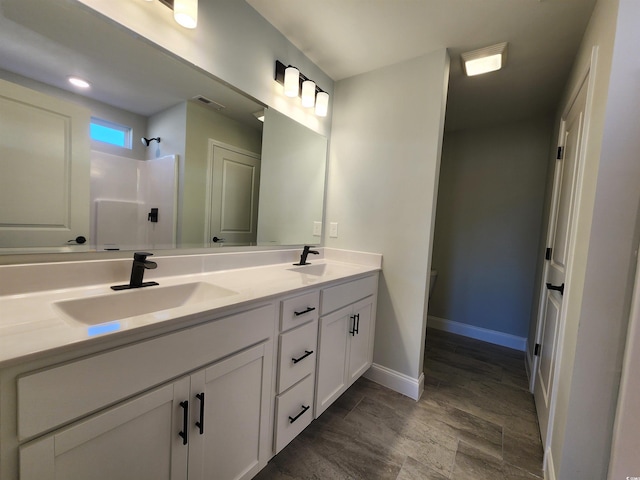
(280, 290, 319, 332)
(320, 274, 378, 315)
(277, 320, 318, 394)
(274, 374, 314, 453)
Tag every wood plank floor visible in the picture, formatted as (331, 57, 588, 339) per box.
(255, 329, 543, 479)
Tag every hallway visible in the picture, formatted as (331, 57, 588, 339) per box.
(255, 329, 543, 479)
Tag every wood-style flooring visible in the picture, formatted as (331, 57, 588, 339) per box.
(254, 329, 543, 479)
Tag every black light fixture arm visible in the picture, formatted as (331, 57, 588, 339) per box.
(275, 60, 327, 98)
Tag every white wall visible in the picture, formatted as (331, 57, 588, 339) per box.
(430, 118, 552, 340)
(75, 0, 333, 138)
(325, 50, 450, 390)
(544, 0, 640, 477)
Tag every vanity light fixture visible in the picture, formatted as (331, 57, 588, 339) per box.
(68, 76, 90, 89)
(174, 0, 198, 29)
(158, 0, 198, 29)
(275, 60, 330, 117)
(301, 79, 316, 107)
(283, 66, 300, 97)
(461, 42, 508, 76)
(315, 91, 329, 117)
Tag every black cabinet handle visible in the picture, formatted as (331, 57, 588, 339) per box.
(288, 405, 310, 424)
(179, 401, 189, 445)
(350, 314, 360, 336)
(294, 306, 316, 317)
(546, 283, 565, 295)
(195, 392, 205, 435)
(292, 350, 314, 364)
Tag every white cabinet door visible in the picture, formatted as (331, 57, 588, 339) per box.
(20, 378, 190, 480)
(315, 306, 350, 417)
(188, 341, 273, 480)
(347, 298, 374, 385)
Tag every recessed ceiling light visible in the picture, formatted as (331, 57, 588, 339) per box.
(461, 42, 508, 77)
(68, 76, 91, 89)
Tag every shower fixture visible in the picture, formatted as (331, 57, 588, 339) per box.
(141, 137, 161, 146)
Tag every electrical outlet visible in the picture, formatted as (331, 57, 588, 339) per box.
(329, 222, 338, 238)
(313, 221, 322, 236)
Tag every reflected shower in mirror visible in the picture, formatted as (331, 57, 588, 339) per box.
(0, 0, 328, 255)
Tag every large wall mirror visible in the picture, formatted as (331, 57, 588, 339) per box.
(0, 0, 327, 256)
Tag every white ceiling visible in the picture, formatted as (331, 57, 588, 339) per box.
(246, 0, 597, 130)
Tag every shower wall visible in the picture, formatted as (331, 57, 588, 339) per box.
(90, 151, 177, 251)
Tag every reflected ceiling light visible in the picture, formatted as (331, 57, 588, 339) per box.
(301, 79, 316, 107)
(315, 91, 329, 117)
(461, 42, 508, 76)
(173, 0, 198, 29)
(68, 76, 90, 89)
(275, 60, 330, 117)
(283, 66, 300, 97)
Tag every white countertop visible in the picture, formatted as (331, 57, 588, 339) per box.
(0, 257, 380, 367)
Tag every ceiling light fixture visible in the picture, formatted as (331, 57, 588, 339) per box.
(68, 76, 91, 89)
(461, 42, 508, 77)
(275, 60, 330, 117)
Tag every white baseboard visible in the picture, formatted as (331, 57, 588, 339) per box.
(364, 363, 424, 401)
(427, 315, 527, 351)
(544, 447, 556, 480)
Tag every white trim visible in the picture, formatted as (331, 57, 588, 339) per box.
(364, 364, 424, 401)
(525, 337, 533, 391)
(427, 315, 527, 351)
(544, 447, 557, 480)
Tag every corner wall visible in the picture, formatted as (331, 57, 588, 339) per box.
(325, 50, 450, 395)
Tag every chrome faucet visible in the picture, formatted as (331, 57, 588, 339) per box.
(294, 246, 319, 266)
(111, 252, 159, 290)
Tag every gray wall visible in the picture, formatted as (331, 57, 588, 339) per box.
(325, 51, 450, 384)
(429, 118, 552, 338)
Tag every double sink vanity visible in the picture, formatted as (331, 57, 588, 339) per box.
(0, 247, 381, 480)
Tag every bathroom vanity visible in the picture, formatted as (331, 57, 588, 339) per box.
(0, 248, 380, 480)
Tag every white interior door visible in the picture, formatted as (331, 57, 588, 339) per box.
(0, 78, 90, 249)
(533, 78, 588, 446)
(208, 145, 260, 247)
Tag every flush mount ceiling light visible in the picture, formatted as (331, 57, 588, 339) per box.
(68, 76, 90, 89)
(275, 60, 330, 117)
(461, 42, 508, 77)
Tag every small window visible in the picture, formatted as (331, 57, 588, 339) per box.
(90, 118, 132, 149)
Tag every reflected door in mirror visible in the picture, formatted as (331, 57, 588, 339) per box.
(0, 79, 90, 249)
(207, 146, 260, 247)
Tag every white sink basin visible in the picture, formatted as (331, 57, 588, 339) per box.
(287, 264, 331, 276)
(54, 282, 238, 325)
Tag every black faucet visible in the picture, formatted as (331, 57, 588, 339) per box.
(294, 246, 319, 266)
(111, 252, 159, 290)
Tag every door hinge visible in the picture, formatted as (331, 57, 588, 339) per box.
(534, 343, 541, 356)
(557, 146, 565, 160)
(545, 247, 552, 260)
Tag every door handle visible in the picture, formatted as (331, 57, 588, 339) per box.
(212, 236, 225, 243)
(546, 283, 565, 295)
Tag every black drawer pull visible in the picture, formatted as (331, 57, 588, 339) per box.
(350, 313, 360, 336)
(179, 400, 189, 445)
(292, 350, 314, 364)
(288, 405, 310, 424)
(294, 306, 316, 317)
(195, 392, 205, 435)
